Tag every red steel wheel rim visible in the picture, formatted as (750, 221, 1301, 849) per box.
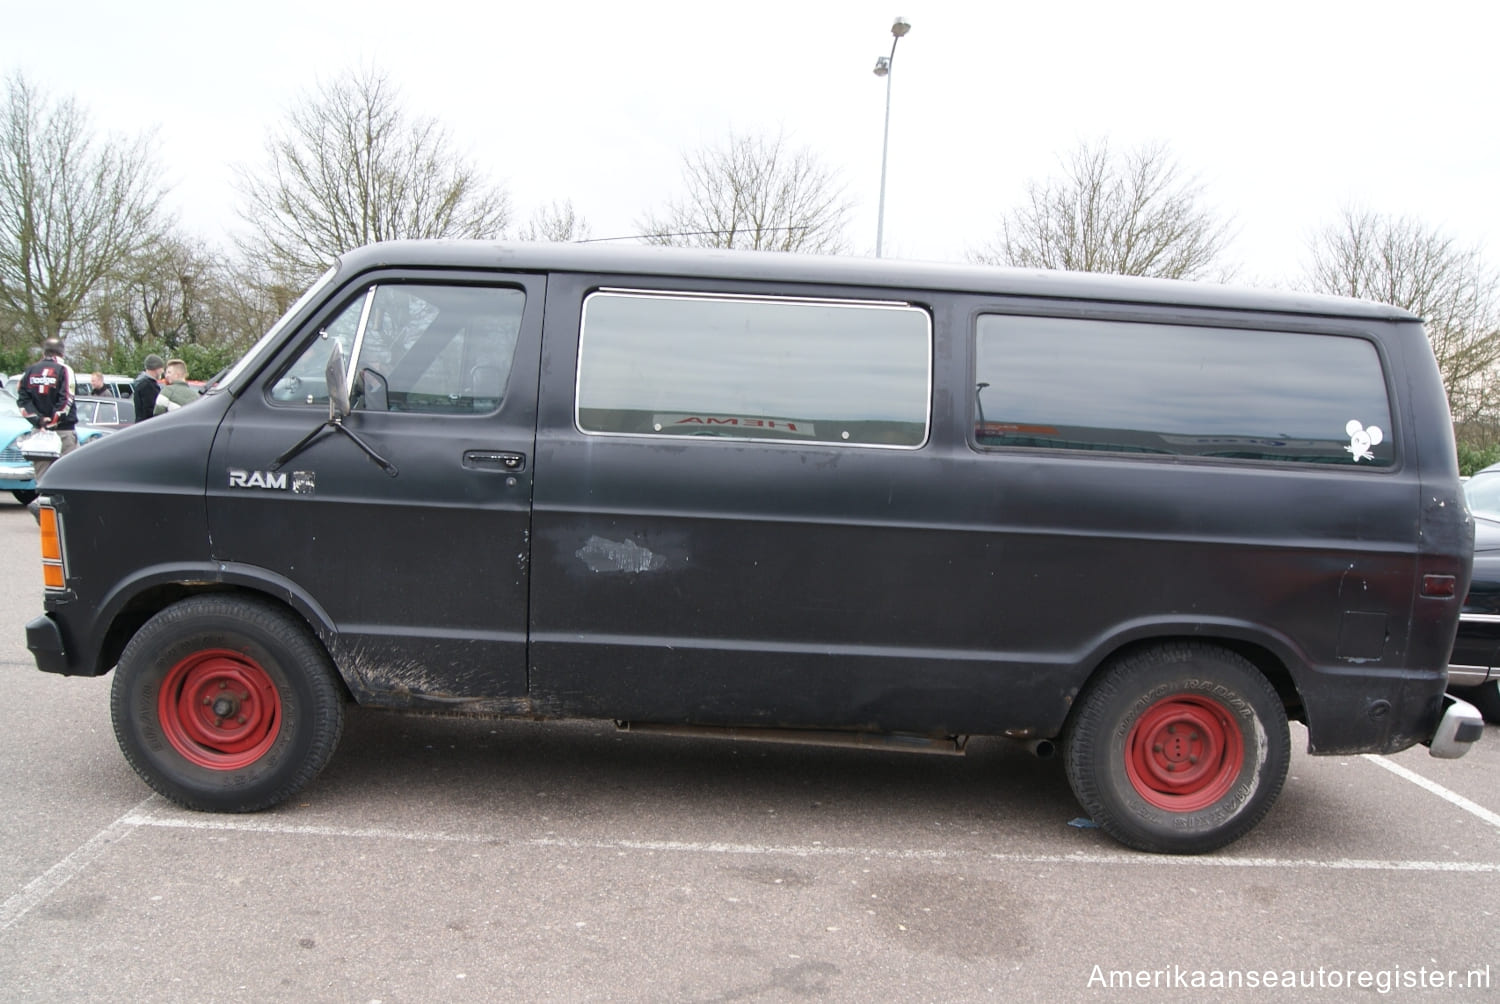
(157, 649, 282, 770)
(1124, 694, 1245, 811)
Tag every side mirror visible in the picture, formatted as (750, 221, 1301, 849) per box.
(356, 368, 389, 412)
(271, 347, 398, 477)
(326, 343, 350, 419)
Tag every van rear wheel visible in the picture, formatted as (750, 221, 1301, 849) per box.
(110, 595, 345, 811)
(1063, 643, 1289, 854)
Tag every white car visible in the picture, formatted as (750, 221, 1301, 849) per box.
(7, 372, 136, 400)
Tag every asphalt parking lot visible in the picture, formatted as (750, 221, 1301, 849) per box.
(0, 499, 1496, 1002)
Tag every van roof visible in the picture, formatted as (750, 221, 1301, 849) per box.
(337, 240, 1421, 323)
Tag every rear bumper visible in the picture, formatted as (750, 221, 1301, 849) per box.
(1426, 693, 1484, 759)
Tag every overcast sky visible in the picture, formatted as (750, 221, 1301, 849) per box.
(5, 0, 1497, 286)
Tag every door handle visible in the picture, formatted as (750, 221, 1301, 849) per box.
(463, 450, 527, 473)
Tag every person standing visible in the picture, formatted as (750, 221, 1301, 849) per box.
(15, 337, 78, 492)
(154, 359, 199, 414)
(132, 355, 165, 422)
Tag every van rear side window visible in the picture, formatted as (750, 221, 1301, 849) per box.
(974, 315, 1395, 466)
(576, 290, 932, 448)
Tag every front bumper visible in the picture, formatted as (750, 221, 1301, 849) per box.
(1427, 693, 1485, 758)
(26, 614, 71, 676)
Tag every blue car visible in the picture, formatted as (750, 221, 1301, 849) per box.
(0, 387, 108, 504)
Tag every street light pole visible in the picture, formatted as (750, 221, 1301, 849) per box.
(873, 16, 910, 258)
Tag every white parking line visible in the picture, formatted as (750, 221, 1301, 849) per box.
(1363, 754, 1500, 830)
(0, 796, 155, 932)
(123, 810, 1500, 872)
(8, 795, 1498, 932)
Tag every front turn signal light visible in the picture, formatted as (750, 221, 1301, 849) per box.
(38, 504, 66, 591)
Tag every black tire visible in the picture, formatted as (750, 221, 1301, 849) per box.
(1063, 643, 1290, 854)
(110, 594, 345, 811)
(1456, 680, 1500, 723)
(12, 489, 36, 505)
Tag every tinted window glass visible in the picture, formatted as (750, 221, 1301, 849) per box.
(271, 284, 524, 414)
(577, 291, 931, 448)
(974, 315, 1394, 466)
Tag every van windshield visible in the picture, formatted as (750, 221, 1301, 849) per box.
(215, 264, 341, 394)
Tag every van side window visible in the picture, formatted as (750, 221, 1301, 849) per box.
(974, 315, 1395, 466)
(271, 292, 364, 406)
(576, 290, 932, 448)
(271, 284, 524, 414)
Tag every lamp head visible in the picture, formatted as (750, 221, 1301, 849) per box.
(873, 56, 891, 76)
(891, 17, 911, 37)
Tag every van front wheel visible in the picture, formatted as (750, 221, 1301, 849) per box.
(110, 595, 345, 812)
(1063, 644, 1289, 854)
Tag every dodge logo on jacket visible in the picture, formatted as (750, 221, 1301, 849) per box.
(17, 358, 76, 430)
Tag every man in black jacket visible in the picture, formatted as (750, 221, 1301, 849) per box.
(16, 337, 78, 493)
(133, 355, 165, 422)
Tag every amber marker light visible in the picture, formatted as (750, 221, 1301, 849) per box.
(39, 504, 66, 590)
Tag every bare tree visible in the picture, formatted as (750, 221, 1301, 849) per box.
(0, 72, 166, 352)
(516, 200, 592, 243)
(973, 139, 1233, 280)
(85, 235, 270, 360)
(639, 131, 852, 253)
(1304, 208, 1500, 442)
(91, 233, 210, 352)
(235, 66, 510, 287)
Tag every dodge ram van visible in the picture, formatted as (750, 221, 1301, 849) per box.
(26, 242, 1483, 853)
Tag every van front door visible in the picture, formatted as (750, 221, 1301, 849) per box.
(206, 274, 544, 710)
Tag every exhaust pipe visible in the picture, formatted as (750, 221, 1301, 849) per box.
(1023, 738, 1057, 759)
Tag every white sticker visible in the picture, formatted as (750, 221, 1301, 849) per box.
(1344, 419, 1384, 463)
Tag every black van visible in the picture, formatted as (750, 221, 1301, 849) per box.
(26, 242, 1483, 853)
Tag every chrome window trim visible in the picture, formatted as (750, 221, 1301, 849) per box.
(596, 286, 911, 309)
(1446, 664, 1494, 686)
(345, 285, 378, 399)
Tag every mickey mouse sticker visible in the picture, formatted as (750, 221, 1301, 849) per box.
(1345, 419, 1383, 463)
